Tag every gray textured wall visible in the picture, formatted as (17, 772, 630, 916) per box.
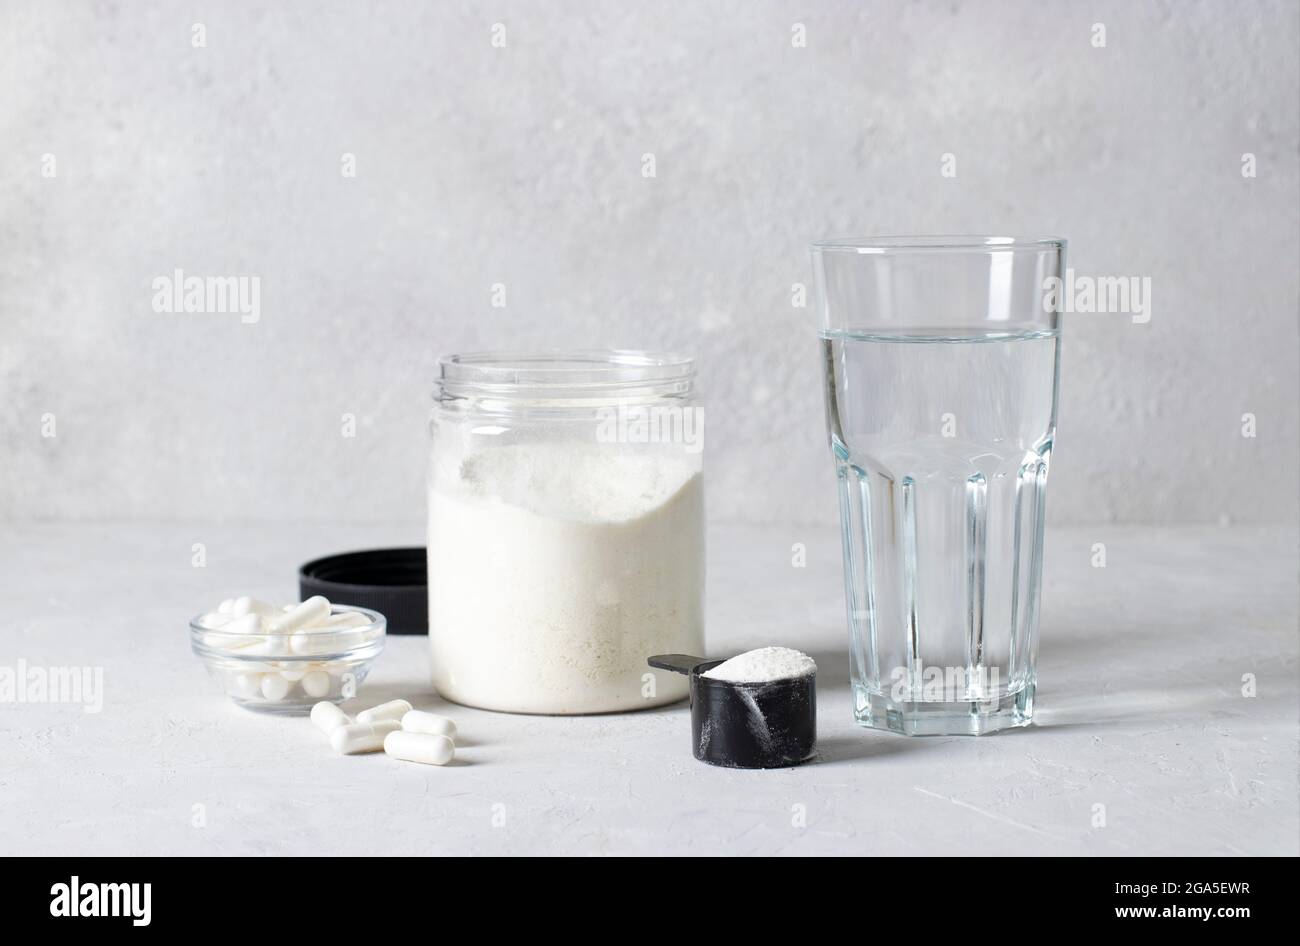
(2, 0, 1297, 525)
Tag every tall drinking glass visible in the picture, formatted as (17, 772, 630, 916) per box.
(814, 236, 1065, 735)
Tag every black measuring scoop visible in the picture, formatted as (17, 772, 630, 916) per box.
(648, 654, 816, 769)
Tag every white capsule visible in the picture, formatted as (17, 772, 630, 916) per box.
(197, 611, 233, 629)
(311, 701, 350, 735)
(267, 596, 331, 634)
(330, 719, 400, 755)
(384, 731, 454, 766)
(245, 635, 293, 657)
(224, 613, 263, 635)
(204, 632, 258, 650)
(357, 699, 413, 725)
(317, 611, 371, 629)
(261, 675, 291, 701)
(289, 632, 320, 655)
(233, 596, 279, 619)
(289, 630, 364, 656)
(401, 710, 456, 739)
(218, 598, 235, 614)
(233, 672, 263, 696)
(301, 670, 331, 698)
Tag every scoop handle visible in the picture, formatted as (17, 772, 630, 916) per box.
(647, 654, 709, 676)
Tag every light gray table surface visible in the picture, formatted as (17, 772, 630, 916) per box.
(1, 521, 1296, 856)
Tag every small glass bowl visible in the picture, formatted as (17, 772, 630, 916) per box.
(189, 605, 386, 715)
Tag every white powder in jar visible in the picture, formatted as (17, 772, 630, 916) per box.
(428, 441, 704, 714)
(702, 647, 816, 683)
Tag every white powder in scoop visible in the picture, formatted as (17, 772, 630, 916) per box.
(703, 647, 816, 683)
(428, 441, 704, 714)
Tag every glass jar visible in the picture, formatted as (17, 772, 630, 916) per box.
(428, 351, 705, 714)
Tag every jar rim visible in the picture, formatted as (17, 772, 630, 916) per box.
(438, 349, 694, 398)
(812, 234, 1066, 253)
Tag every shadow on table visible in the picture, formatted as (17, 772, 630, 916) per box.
(1039, 622, 1185, 659)
(810, 621, 1295, 735)
(346, 680, 693, 739)
(814, 732, 942, 764)
(344, 682, 457, 714)
(1035, 619, 1296, 729)
(1031, 681, 1289, 731)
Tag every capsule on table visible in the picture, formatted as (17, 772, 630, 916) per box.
(330, 719, 400, 754)
(384, 731, 455, 766)
(356, 699, 413, 725)
(401, 710, 456, 738)
(311, 701, 350, 735)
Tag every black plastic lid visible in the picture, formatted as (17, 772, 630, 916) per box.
(299, 548, 427, 635)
